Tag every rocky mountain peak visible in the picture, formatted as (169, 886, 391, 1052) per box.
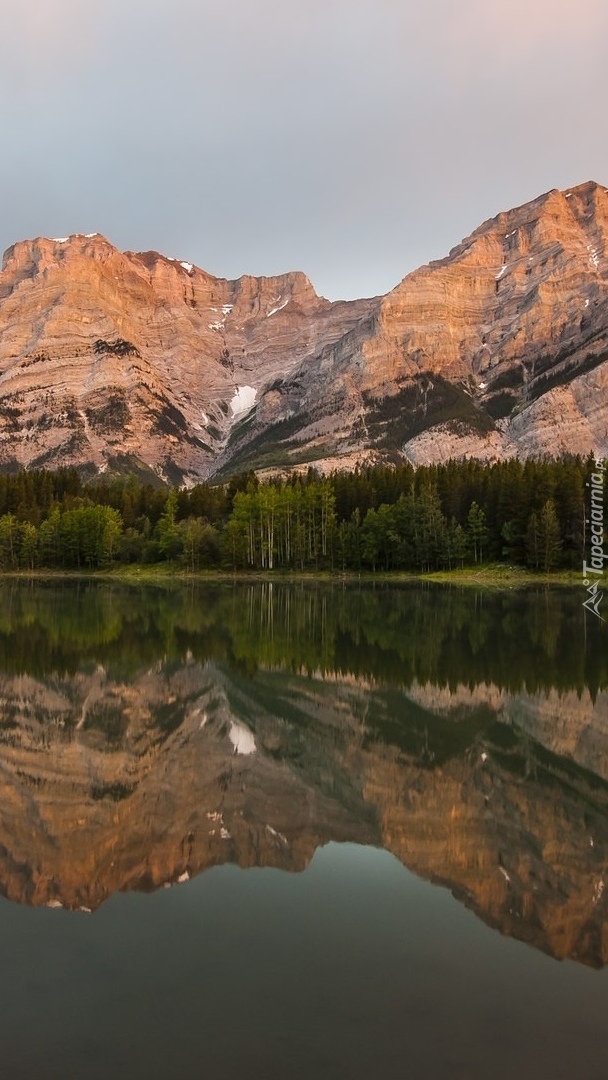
(223, 180, 608, 475)
(0, 182, 607, 481)
(2, 232, 117, 275)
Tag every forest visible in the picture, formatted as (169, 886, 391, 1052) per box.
(0, 455, 601, 573)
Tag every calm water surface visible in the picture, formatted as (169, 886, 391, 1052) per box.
(0, 580, 607, 1080)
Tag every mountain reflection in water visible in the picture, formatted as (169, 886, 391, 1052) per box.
(0, 580, 607, 967)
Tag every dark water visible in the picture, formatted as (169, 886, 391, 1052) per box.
(0, 580, 607, 1079)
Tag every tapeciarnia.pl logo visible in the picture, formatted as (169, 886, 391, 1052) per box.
(582, 457, 606, 620)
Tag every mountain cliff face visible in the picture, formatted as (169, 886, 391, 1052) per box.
(0, 234, 374, 482)
(228, 180, 608, 474)
(1, 181, 607, 481)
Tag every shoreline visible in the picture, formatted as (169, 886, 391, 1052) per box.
(0, 564, 581, 588)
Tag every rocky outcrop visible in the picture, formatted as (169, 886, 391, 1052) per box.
(1, 181, 608, 480)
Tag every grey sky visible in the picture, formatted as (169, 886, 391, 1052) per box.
(2, 0, 608, 299)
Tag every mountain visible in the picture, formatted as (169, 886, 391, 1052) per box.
(227, 180, 608, 475)
(1, 181, 607, 482)
(0, 232, 374, 483)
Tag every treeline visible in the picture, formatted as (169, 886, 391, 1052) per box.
(0, 456, 601, 572)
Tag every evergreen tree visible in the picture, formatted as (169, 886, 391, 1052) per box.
(466, 501, 489, 564)
(525, 511, 541, 570)
(157, 491, 182, 560)
(538, 498, 562, 571)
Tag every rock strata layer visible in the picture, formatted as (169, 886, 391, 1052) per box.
(1, 181, 608, 480)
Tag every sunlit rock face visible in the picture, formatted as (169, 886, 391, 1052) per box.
(0, 233, 375, 482)
(1, 181, 608, 479)
(225, 181, 608, 473)
(0, 581, 607, 967)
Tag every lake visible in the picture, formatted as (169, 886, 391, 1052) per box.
(0, 579, 607, 1079)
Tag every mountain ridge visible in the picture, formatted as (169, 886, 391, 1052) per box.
(1, 180, 607, 483)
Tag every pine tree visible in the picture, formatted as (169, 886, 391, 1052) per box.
(538, 498, 562, 572)
(467, 502, 489, 564)
(525, 511, 540, 570)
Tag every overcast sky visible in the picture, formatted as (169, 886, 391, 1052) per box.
(2, 0, 608, 299)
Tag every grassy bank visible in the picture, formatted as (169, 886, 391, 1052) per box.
(420, 564, 581, 587)
(0, 562, 582, 588)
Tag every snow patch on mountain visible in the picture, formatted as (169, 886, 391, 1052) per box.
(230, 386, 257, 416)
